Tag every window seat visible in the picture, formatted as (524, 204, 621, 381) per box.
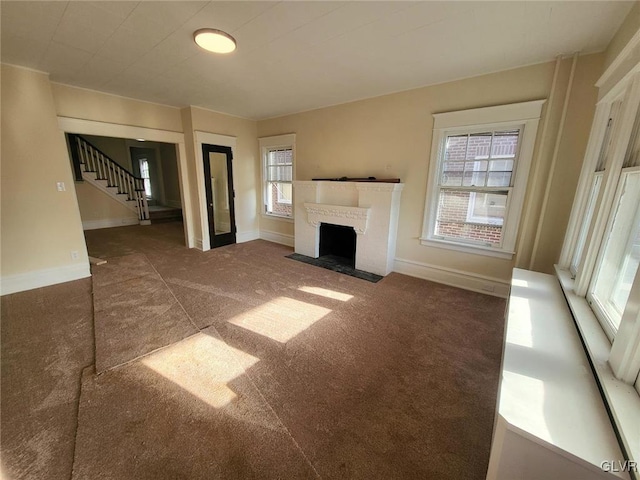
(486, 268, 628, 479)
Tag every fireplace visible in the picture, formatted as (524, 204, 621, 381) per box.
(319, 223, 357, 268)
(293, 181, 404, 276)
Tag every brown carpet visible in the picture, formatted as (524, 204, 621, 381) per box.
(92, 253, 198, 373)
(1, 279, 94, 480)
(3, 222, 506, 479)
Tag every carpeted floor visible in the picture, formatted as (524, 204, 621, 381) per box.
(2, 222, 506, 479)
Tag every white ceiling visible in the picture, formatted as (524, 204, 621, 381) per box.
(1, 1, 634, 120)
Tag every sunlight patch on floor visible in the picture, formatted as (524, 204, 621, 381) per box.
(228, 296, 332, 343)
(298, 286, 353, 302)
(142, 333, 259, 409)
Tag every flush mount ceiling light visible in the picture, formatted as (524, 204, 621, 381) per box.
(193, 28, 236, 54)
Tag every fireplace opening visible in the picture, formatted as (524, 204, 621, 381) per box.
(319, 223, 356, 268)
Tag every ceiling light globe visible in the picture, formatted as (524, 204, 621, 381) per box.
(194, 29, 236, 54)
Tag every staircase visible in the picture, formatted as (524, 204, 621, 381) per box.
(68, 134, 150, 224)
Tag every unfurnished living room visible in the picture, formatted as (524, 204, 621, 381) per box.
(2, 1, 640, 479)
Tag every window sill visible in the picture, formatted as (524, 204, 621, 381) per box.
(261, 213, 294, 223)
(419, 237, 514, 259)
(556, 266, 640, 473)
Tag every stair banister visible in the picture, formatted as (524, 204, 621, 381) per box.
(68, 134, 150, 224)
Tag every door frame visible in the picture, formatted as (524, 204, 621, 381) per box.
(194, 131, 237, 252)
(202, 144, 236, 248)
(57, 116, 194, 249)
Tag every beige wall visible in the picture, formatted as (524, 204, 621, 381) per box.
(52, 83, 182, 132)
(83, 134, 130, 170)
(258, 56, 603, 280)
(159, 143, 181, 208)
(604, 1, 640, 72)
(530, 54, 604, 273)
(599, 1, 640, 98)
(1, 64, 89, 279)
(74, 182, 138, 225)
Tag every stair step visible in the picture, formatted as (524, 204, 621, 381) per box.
(149, 208, 182, 224)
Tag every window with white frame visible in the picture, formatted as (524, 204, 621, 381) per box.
(559, 71, 640, 463)
(139, 158, 152, 199)
(570, 100, 621, 276)
(587, 108, 640, 340)
(259, 134, 295, 219)
(421, 101, 544, 258)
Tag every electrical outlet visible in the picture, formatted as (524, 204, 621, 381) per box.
(56, 182, 66, 192)
(71, 250, 79, 260)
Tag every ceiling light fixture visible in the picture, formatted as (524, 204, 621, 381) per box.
(193, 28, 237, 54)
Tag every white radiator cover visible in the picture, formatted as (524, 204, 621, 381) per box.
(293, 181, 404, 276)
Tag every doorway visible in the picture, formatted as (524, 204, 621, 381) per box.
(202, 144, 236, 248)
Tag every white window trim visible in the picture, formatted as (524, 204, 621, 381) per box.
(420, 100, 545, 258)
(557, 64, 640, 468)
(571, 77, 640, 296)
(259, 133, 295, 220)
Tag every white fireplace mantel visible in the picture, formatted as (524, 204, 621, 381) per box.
(293, 181, 404, 276)
(303, 203, 370, 234)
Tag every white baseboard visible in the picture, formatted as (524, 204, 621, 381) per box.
(82, 217, 139, 230)
(195, 238, 204, 251)
(260, 229, 294, 247)
(237, 230, 260, 243)
(1, 262, 91, 296)
(393, 257, 510, 298)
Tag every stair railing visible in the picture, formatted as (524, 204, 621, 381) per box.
(68, 134, 150, 222)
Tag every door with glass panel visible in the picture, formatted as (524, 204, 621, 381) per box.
(202, 144, 236, 248)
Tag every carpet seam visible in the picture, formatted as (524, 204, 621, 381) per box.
(145, 254, 201, 332)
(241, 368, 323, 479)
(94, 331, 202, 376)
(145, 254, 322, 478)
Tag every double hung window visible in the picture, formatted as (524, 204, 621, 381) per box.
(559, 72, 640, 460)
(421, 101, 544, 258)
(259, 134, 295, 219)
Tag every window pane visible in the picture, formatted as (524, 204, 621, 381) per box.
(571, 173, 603, 274)
(491, 131, 519, 158)
(267, 165, 292, 182)
(590, 170, 640, 333)
(266, 182, 292, 216)
(466, 133, 492, 159)
(445, 135, 468, 161)
(139, 159, 152, 199)
(441, 161, 464, 186)
(462, 161, 488, 186)
(487, 159, 514, 186)
(434, 189, 506, 246)
(267, 148, 292, 166)
(443, 132, 519, 189)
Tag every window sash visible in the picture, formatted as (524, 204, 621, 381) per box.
(588, 167, 640, 340)
(260, 138, 295, 218)
(430, 126, 520, 250)
(433, 187, 510, 248)
(570, 172, 603, 276)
